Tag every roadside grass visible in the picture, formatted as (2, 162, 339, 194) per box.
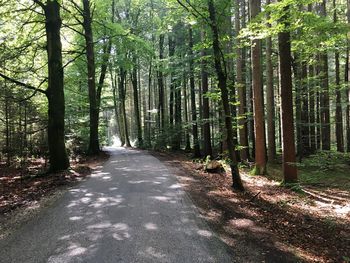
(266, 151, 350, 191)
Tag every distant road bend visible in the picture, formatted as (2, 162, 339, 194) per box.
(0, 147, 234, 263)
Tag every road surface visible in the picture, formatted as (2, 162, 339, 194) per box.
(0, 147, 234, 263)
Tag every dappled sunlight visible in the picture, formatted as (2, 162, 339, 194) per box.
(302, 187, 350, 218)
(138, 247, 167, 261)
(31, 147, 233, 263)
(144, 222, 158, 230)
(197, 229, 213, 238)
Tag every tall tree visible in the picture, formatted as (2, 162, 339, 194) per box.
(0, 0, 70, 171)
(278, 4, 298, 183)
(334, 0, 344, 152)
(265, 0, 276, 162)
(250, 0, 266, 174)
(319, 0, 331, 150)
(236, 0, 249, 161)
(201, 31, 213, 158)
(347, 0, 350, 152)
(81, 0, 100, 154)
(189, 26, 201, 157)
(131, 56, 143, 147)
(207, 0, 244, 191)
(157, 34, 165, 142)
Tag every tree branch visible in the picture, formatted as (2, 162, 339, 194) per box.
(33, 0, 45, 10)
(0, 73, 47, 95)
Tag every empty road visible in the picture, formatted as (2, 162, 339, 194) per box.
(0, 147, 234, 263)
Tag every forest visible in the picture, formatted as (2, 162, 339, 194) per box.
(0, 0, 350, 262)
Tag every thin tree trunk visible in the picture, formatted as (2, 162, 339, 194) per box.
(131, 56, 143, 147)
(201, 31, 213, 158)
(147, 62, 152, 146)
(309, 64, 316, 153)
(347, 0, 350, 152)
(120, 68, 131, 147)
(333, 0, 344, 152)
(266, 0, 275, 162)
(189, 27, 201, 157)
(208, 0, 244, 191)
(111, 68, 124, 145)
(184, 74, 191, 151)
(320, 0, 331, 150)
(157, 34, 165, 140)
(236, 0, 249, 162)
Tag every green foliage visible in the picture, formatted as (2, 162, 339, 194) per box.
(297, 151, 350, 171)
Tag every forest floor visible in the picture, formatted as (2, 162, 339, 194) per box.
(0, 153, 109, 239)
(152, 151, 350, 263)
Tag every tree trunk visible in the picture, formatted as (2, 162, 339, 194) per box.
(265, 0, 275, 162)
(132, 56, 143, 147)
(201, 31, 213, 158)
(346, 49, 350, 152)
(333, 0, 344, 152)
(208, 0, 244, 191)
(278, 5, 298, 183)
(347, 0, 350, 152)
(189, 27, 201, 157)
(320, 0, 331, 151)
(236, 0, 249, 162)
(169, 35, 175, 130)
(111, 68, 124, 145)
(120, 68, 131, 147)
(184, 74, 191, 151)
(157, 34, 165, 139)
(309, 64, 316, 153)
(250, 0, 266, 174)
(82, 0, 99, 155)
(147, 62, 152, 146)
(44, 0, 69, 171)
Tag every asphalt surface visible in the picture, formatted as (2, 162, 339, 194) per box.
(0, 147, 235, 263)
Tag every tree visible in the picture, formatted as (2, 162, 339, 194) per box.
(201, 31, 213, 158)
(278, 4, 298, 183)
(207, 0, 244, 191)
(236, 0, 249, 162)
(189, 26, 201, 157)
(1, 0, 70, 172)
(319, 0, 331, 151)
(250, 0, 267, 174)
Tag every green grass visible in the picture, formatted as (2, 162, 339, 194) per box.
(266, 152, 350, 191)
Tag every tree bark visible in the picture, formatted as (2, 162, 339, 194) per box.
(82, 0, 99, 154)
(278, 5, 298, 183)
(157, 34, 165, 140)
(208, 0, 244, 191)
(265, 0, 275, 162)
(44, 0, 69, 171)
(334, 0, 344, 152)
(250, 0, 266, 174)
(131, 56, 143, 147)
(120, 68, 131, 147)
(236, 0, 249, 162)
(201, 31, 213, 158)
(347, 0, 350, 152)
(189, 27, 201, 157)
(320, 0, 331, 151)
(308, 64, 316, 153)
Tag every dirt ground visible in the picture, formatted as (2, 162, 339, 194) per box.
(151, 151, 350, 263)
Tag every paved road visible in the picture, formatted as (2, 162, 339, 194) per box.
(1, 147, 234, 263)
